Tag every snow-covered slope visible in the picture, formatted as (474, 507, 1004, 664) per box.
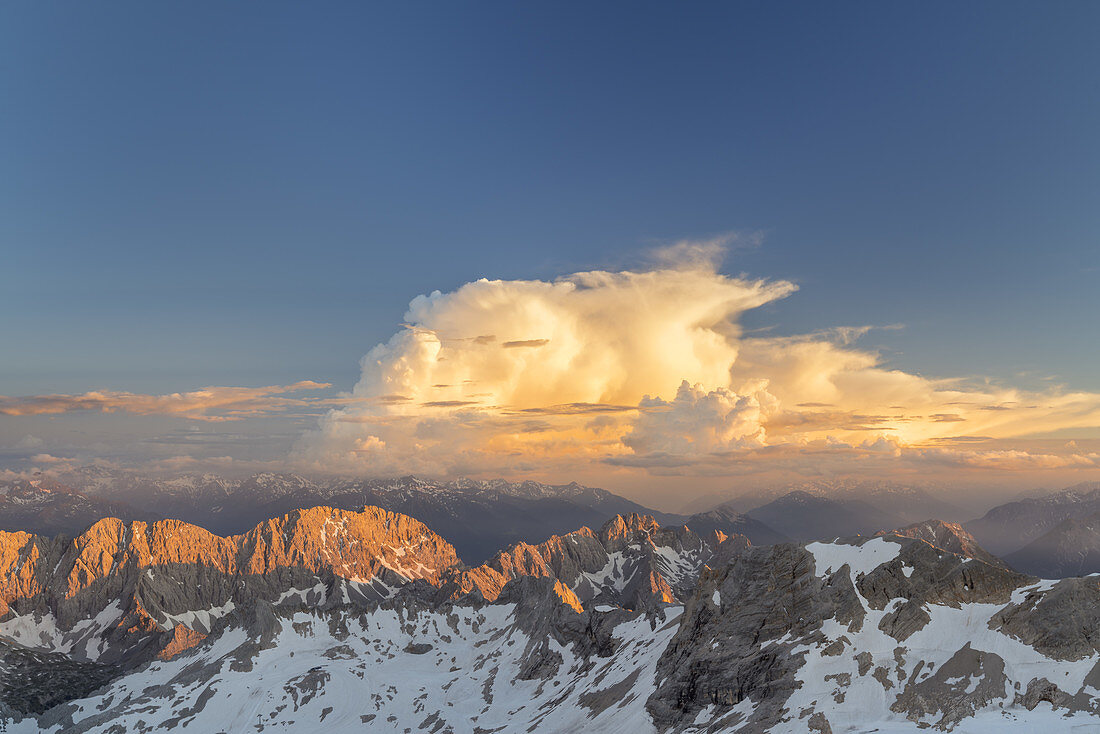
(28, 591, 683, 734)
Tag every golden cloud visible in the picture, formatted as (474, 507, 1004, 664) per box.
(293, 247, 1100, 484)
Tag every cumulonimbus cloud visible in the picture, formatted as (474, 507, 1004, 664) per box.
(296, 246, 1100, 481)
(0, 381, 332, 422)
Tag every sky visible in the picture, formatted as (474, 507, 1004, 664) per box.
(2, 2, 1099, 506)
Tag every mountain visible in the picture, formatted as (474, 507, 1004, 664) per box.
(58, 470, 685, 564)
(0, 506, 459, 673)
(878, 519, 1010, 570)
(854, 484, 967, 525)
(743, 490, 906, 540)
(1, 507, 1098, 731)
(442, 512, 731, 613)
(650, 533, 1100, 731)
(1003, 510, 1100, 578)
(682, 505, 789, 546)
(0, 506, 733, 727)
(695, 479, 966, 525)
(966, 481, 1100, 556)
(0, 476, 156, 537)
(0, 508, 725, 677)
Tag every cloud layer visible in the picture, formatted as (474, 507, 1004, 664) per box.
(5, 246, 1097, 489)
(0, 381, 331, 422)
(297, 251, 1100, 482)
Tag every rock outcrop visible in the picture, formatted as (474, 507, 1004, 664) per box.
(644, 531, 1100, 732)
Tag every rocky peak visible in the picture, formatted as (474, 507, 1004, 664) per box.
(439, 513, 717, 612)
(880, 519, 1009, 570)
(598, 513, 660, 551)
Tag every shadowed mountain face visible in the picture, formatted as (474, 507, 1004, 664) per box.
(682, 506, 789, 546)
(743, 490, 906, 541)
(0, 478, 157, 538)
(689, 480, 967, 525)
(1004, 511, 1100, 578)
(965, 482, 1100, 557)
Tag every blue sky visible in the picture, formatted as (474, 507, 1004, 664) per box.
(3, 1, 1098, 394)
(3, 3, 1100, 495)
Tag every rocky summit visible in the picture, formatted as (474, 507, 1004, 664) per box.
(0, 507, 1097, 732)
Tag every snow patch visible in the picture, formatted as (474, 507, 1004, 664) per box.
(806, 537, 902, 578)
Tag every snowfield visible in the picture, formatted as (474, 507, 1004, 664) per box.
(21, 603, 682, 734)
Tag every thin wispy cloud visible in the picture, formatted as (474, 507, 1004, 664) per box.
(0, 381, 331, 422)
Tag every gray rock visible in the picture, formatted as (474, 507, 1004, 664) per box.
(890, 643, 1008, 728)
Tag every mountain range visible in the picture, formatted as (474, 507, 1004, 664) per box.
(0, 501, 1098, 731)
(0, 477, 155, 537)
(4, 471, 788, 565)
(688, 479, 968, 524)
(965, 482, 1100, 556)
(740, 490, 906, 541)
(1002, 510, 1100, 578)
(18, 469, 1100, 580)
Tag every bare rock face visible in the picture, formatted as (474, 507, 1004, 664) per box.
(645, 531, 1095, 732)
(156, 625, 205, 661)
(890, 644, 1009, 728)
(495, 576, 589, 680)
(0, 506, 458, 667)
(63, 470, 686, 565)
(990, 576, 1100, 661)
(1015, 671, 1100, 717)
(0, 508, 724, 685)
(856, 537, 1031, 616)
(8, 506, 1100, 732)
(0, 508, 714, 683)
(0, 531, 53, 618)
(647, 542, 866, 731)
(440, 527, 611, 603)
(0, 639, 119, 716)
(598, 513, 662, 552)
(439, 513, 717, 612)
